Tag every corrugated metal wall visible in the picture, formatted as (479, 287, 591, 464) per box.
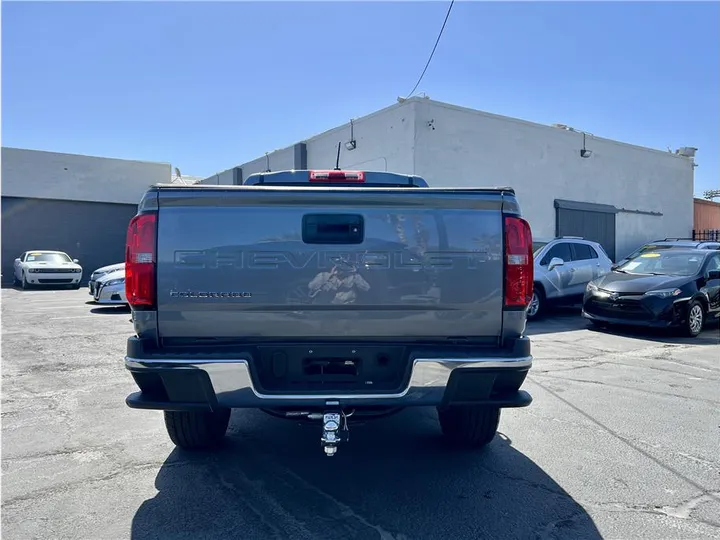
(693, 198, 720, 231)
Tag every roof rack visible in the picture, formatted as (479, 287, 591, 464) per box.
(661, 238, 697, 242)
(559, 236, 584, 240)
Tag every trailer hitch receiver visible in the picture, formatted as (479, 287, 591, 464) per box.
(321, 409, 349, 456)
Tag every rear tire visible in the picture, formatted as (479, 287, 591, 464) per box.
(437, 405, 500, 448)
(164, 409, 231, 450)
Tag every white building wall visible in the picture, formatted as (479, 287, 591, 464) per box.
(199, 168, 235, 185)
(304, 102, 416, 174)
(1, 147, 171, 205)
(243, 148, 296, 177)
(217, 98, 694, 261)
(412, 100, 695, 259)
(225, 101, 418, 184)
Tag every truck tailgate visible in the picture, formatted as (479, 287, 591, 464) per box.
(155, 188, 506, 341)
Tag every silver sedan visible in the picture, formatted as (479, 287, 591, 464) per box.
(93, 269, 127, 305)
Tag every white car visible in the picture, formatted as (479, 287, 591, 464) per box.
(92, 268, 127, 305)
(88, 262, 125, 296)
(13, 250, 83, 289)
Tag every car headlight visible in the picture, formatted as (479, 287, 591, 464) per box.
(586, 281, 598, 292)
(644, 288, 682, 298)
(104, 278, 125, 287)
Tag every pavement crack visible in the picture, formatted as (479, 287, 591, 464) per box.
(211, 465, 311, 540)
(534, 508, 588, 540)
(1, 459, 193, 508)
(581, 492, 720, 529)
(529, 373, 720, 405)
(278, 466, 406, 540)
(532, 378, 720, 505)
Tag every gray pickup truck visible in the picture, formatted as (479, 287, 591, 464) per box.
(123, 169, 534, 456)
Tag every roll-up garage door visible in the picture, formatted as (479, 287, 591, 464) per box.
(554, 199, 618, 261)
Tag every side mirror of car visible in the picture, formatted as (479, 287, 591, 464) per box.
(707, 270, 720, 280)
(14, 258, 21, 264)
(73, 259, 80, 264)
(548, 257, 565, 271)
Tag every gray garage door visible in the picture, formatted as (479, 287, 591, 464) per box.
(1, 196, 138, 286)
(554, 199, 617, 261)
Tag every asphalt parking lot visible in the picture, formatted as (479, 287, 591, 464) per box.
(2, 289, 719, 540)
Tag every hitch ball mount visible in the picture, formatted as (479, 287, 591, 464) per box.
(321, 402, 350, 456)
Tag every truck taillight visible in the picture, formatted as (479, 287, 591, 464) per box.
(125, 213, 157, 308)
(504, 216, 533, 308)
(309, 170, 365, 183)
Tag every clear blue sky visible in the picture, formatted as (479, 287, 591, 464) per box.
(3, 1, 718, 195)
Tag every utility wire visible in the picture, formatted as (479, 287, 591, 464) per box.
(406, 0, 455, 98)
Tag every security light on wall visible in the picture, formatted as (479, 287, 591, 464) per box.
(580, 132, 592, 158)
(345, 119, 357, 151)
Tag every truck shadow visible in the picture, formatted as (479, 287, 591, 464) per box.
(131, 408, 601, 540)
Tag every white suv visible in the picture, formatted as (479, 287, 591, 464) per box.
(529, 237, 613, 319)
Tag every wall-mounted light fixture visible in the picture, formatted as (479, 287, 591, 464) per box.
(580, 132, 592, 158)
(345, 119, 357, 151)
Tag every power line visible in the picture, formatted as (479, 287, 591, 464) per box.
(406, 0, 455, 98)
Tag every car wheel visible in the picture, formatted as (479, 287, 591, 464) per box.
(164, 409, 231, 450)
(21, 273, 29, 290)
(684, 300, 705, 337)
(437, 405, 500, 448)
(527, 286, 544, 320)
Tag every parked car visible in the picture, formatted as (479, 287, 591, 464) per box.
(92, 268, 127, 305)
(528, 237, 613, 319)
(122, 169, 535, 456)
(582, 249, 720, 337)
(12, 250, 83, 289)
(614, 238, 720, 268)
(88, 262, 124, 296)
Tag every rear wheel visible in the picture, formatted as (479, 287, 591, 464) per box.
(526, 286, 544, 320)
(684, 301, 705, 337)
(164, 409, 231, 450)
(437, 405, 500, 448)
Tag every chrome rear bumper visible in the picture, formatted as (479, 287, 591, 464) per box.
(125, 355, 532, 409)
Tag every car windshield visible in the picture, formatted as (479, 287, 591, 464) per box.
(25, 252, 71, 263)
(617, 251, 704, 276)
(625, 244, 695, 260)
(533, 242, 548, 256)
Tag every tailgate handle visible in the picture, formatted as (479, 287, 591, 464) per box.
(302, 214, 364, 245)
